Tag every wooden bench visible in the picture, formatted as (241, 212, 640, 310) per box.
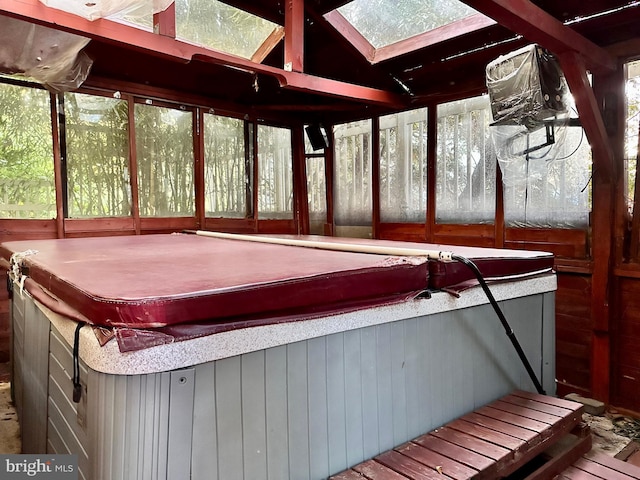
(330, 390, 585, 480)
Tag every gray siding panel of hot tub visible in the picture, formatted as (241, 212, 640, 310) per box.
(19, 294, 50, 454)
(15, 290, 554, 480)
(48, 328, 89, 480)
(188, 292, 552, 480)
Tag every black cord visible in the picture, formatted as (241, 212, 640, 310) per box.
(451, 254, 546, 395)
(73, 322, 85, 403)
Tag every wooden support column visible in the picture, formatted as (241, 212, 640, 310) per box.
(558, 52, 617, 403)
(284, 0, 304, 72)
(292, 125, 309, 234)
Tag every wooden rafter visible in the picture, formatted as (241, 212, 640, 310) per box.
(0, 0, 406, 108)
(373, 13, 496, 64)
(461, 0, 615, 73)
(251, 26, 285, 64)
(323, 10, 375, 63)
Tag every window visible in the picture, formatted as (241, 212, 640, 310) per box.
(333, 120, 372, 227)
(204, 113, 249, 218)
(626, 60, 640, 215)
(135, 103, 194, 217)
(380, 108, 428, 223)
(336, 0, 479, 48)
(176, 0, 279, 60)
(497, 106, 591, 229)
(257, 125, 293, 219)
(0, 83, 55, 219)
(436, 96, 496, 224)
(64, 92, 131, 217)
(305, 130, 327, 234)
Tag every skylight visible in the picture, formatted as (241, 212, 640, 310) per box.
(337, 0, 479, 49)
(175, 0, 279, 60)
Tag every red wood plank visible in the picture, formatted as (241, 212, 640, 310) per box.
(489, 399, 562, 424)
(511, 390, 584, 413)
(375, 451, 445, 480)
(413, 434, 496, 475)
(395, 442, 478, 479)
(583, 451, 640, 479)
(559, 465, 608, 479)
(475, 405, 551, 432)
(429, 426, 511, 462)
(330, 469, 373, 480)
(460, 412, 539, 442)
(572, 457, 638, 480)
(352, 459, 410, 480)
(448, 418, 526, 450)
(499, 393, 574, 417)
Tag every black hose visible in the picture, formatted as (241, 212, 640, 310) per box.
(451, 254, 546, 395)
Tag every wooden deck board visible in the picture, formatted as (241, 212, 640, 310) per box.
(395, 441, 479, 479)
(413, 433, 497, 474)
(328, 391, 585, 480)
(429, 425, 512, 461)
(581, 451, 640, 479)
(352, 459, 409, 479)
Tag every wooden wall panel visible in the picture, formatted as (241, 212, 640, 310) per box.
(612, 277, 640, 412)
(555, 272, 592, 398)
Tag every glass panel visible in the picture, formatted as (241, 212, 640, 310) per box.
(333, 119, 372, 226)
(135, 103, 194, 217)
(176, 0, 279, 59)
(337, 0, 478, 48)
(436, 96, 496, 224)
(626, 60, 640, 216)
(380, 108, 428, 223)
(65, 93, 131, 217)
(501, 125, 592, 228)
(0, 83, 55, 219)
(307, 156, 327, 234)
(257, 125, 293, 219)
(204, 113, 248, 218)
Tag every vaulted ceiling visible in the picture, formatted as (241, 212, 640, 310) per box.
(1, 0, 639, 124)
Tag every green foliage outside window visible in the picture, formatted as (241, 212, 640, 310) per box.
(64, 92, 131, 217)
(175, 0, 278, 60)
(0, 83, 55, 218)
(204, 113, 248, 218)
(135, 103, 195, 217)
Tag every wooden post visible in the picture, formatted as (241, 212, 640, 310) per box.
(558, 52, 617, 403)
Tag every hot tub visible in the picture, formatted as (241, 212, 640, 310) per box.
(4, 233, 556, 480)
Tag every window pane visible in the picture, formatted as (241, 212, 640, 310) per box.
(257, 125, 293, 219)
(436, 96, 496, 224)
(337, 0, 478, 48)
(626, 60, 640, 216)
(0, 83, 55, 219)
(65, 93, 131, 217)
(333, 120, 372, 226)
(500, 123, 591, 228)
(380, 108, 428, 223)
(204, 113, 248, 218)
(135, 103, 194, 217)
(176, 0, 279, 59)
(307, 156, 327, 234)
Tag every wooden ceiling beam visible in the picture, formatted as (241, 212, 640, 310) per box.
(461, 0, 616, 73)
(0, 0, 406, 108)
